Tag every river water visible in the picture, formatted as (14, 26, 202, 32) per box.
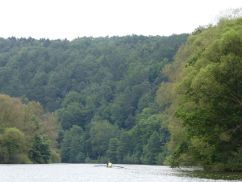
(0, 164, 240, 182)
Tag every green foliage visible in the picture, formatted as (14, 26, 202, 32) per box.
(0, 35, 188, 164)
(0, 94, 59, 163)
(61, 125, 86, 163)
(142, 131, 162, 164)
(29, 135, 51, 163)
(107, 138, 119, 163)
(157, 17, 242, 171)
(89, 120, 119, 158)
(0, 128, 28, 163)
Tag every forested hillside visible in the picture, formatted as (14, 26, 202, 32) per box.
(0, 17, 241, 171)
(0, 35, 188, 164)
(157, 17, 242, 171)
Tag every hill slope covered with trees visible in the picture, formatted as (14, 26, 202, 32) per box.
(0, 17, 241, 171)
(0, 35, 188, 164)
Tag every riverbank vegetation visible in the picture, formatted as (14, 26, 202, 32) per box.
(0, 16, 241, 172)
(0, 94, 59, 163)
(157, 17, 242, 171)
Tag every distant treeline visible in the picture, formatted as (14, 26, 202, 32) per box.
(0, 34, 187, 164)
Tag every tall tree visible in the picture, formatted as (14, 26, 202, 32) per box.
(157, 17, 242, 171)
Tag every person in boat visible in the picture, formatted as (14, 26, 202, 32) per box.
(106, 161, 112, 168)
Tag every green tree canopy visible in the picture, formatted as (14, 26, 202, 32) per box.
(157, 17, 242, 171)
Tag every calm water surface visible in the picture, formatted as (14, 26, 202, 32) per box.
(0, 164, 240, 182)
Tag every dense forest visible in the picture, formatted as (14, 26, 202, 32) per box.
(0, 34, 187, 164)
(157, 17, 242, 171)
(0, 17, 241, 172)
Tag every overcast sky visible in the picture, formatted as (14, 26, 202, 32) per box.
(0, 0, 241, 40)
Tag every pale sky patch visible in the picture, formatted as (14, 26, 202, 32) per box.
(0, 0, 241, 40)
